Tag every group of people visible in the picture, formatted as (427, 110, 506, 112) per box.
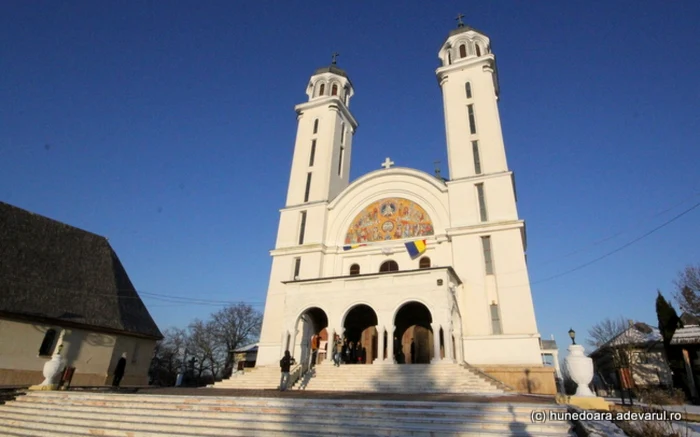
(332, 336, 366, 366)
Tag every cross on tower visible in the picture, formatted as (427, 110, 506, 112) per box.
(381, 157, 395, 169)
(331, 52, 339, 65)
(456, 13, 465, 28)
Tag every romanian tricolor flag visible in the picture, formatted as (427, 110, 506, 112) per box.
(343, 244, 367, 251)
(405, 239, 427, 259)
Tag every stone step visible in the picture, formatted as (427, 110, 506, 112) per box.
(15, 391, 559, 413)
(0, 403, 572, 434)
(6, 397, 565, 423)
(0, 405, 571, 436)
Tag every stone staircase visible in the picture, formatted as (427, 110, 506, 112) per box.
(210, 363, 288, 390)
(293, 362, 506, 393)
(0, 390, 575, 436)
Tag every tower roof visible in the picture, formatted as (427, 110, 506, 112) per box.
(448, 24, 487, 38)
(313, 65, 348, 79)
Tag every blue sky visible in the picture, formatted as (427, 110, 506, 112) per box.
(2, 1, 699, 356)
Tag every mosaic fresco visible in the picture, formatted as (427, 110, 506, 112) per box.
(345, 198, 434, 244)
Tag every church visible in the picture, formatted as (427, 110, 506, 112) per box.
(254, 19, 552, 391)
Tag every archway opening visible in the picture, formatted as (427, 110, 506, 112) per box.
(294, 307, 328, 370)
(343, 304, 379, 365)
(394, 301, 433, 364)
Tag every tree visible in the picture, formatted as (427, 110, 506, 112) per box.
(587, 316, 629, 349)
(674, 264, 700, 317)
(186, 318, 222, 384)
(149, 327, 187, 386)
(211, 303, 262, 378)
(656, 291, 681, 350)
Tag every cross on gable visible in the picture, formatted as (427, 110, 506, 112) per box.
(456, 13, 465, 27)
(381, 157, 395, 169)
(331, 52, 339, 65)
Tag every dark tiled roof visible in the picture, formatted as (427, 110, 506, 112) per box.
(0, 202, 162, 339)
(448, 25, 487, 38)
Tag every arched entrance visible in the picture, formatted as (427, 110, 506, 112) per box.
(293, 307, 328, 372)
(343, 304, 379, 365)
(394, 301, 433, 364)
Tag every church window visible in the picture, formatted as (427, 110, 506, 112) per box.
(459, 44, 467, 58)
(482, 236, 494, 275)
(338, 146, 344, 176)
(349, 264, 360, 275)
(304, 173, 312, 202)
(468, 104, 477, 134)
(38, 328, 57, 356)
(293, 257, 301, 279)
(340, 123, 345, 144)
(490, 303, 502, 334)
(472, 141, 482, 174)
(477, 183, 488, 222)
(309, 140, 316, 166)
(419, 257, 431, 269)
(298, 211, 307, 245)
(319, 83, 325, 96)
(313, 119, 319, 134)
(331, 84, 338, 96)
(475, 44, 482, 57)
(379, 260, 399, 273)
(465, 82, 472, 99)
(447, 51, 452, 65)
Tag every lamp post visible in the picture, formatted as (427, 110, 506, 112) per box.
(568, 328, 576, 345)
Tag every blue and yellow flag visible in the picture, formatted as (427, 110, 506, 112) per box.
(343, 244, 367, 251)
(404, 239, 427, 259)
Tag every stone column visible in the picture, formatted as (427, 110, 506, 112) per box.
(431, 323, 442, 363)
(326, 327, 335, 363)
(374, 326, 385, 363)
(385, 325, 395, 364)
(444, 324, 454, 362)
(290, 329, 298, 359)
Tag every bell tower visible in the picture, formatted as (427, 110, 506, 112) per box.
(285, 54, 358, 207)
(436, 15, 507, 181)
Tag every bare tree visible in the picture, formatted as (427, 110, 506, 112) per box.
(674, 264, 700, 317)
(186, 319, 223, 383)
(149, 327, 187, 386)
(211, 303, 262, 377)
(587, 316, 629, 348)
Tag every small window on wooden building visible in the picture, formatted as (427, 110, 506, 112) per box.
(419, 257, 431, 269)
(38, 329, 57, 356)
(349, 264, 360, 276)
(379, 260, 399, 272)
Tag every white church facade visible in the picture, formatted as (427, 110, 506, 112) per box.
(256, 21, 553, 391)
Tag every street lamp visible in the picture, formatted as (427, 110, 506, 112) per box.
(568, 328, 576, 345)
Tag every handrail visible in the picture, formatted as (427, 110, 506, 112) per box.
(461, 362, 517, 392)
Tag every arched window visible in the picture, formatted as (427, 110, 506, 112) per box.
(459, 44, 467, 58)
(379, 260, 399, 273)
(313, 119, 319, 134)
(349, 264, 360, 275)
(319, 83, 325, 96)
(475, 44, 481, 57)
(465, 82, 472, 99)
(419, 257, 431, 269)
(447, 51, 452, 65)
(38, 328, 57, 356)
(331, 84, 338, 96)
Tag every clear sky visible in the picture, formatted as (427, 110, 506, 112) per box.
(2, 1, 699, 358)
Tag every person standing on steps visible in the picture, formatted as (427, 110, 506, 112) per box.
(112, 352, 127, 387)
(334, 335, 343, 367)
(310, 333, 319, 368)
(279, 350, 295, 391)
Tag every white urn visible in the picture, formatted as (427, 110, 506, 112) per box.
(39, 345, 65, 388)
(564, 344, 595, 397)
